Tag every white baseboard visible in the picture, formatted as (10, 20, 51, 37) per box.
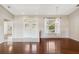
(70, 37, 79, 42)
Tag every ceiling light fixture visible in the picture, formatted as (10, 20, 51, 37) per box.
(8, 6, 11, 8)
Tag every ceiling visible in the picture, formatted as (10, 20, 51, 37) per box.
(1, 4, 78, 15)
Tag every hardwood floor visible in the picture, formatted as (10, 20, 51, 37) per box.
(0, 38, 79, 54)
(0, 42, 39, 54)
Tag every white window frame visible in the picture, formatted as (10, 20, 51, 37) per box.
(44, 17, 61, 34)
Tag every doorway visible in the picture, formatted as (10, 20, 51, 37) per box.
(4, 20, 13, 45)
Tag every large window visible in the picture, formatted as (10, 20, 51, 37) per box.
(44, 17, 61, 34)
(23, 17, 39, 38)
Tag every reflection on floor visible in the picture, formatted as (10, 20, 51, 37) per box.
(0, 38, 79, 54)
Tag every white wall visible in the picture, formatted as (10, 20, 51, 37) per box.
(69, 8, 79, 41)
(12, 17, 24, 38)
(60, 16, 70, 38)
(0, 20, 4, 43)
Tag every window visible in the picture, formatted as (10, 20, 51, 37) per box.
(23, 17, 39, 38)
(44, 17, 61, 34)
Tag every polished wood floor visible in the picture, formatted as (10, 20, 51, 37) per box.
(0, 38, 79, 54)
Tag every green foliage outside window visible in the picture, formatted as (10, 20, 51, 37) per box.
(48, 24, 55, 32)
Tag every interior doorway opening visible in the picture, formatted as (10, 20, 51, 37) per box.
(4, 20, 13, 45)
